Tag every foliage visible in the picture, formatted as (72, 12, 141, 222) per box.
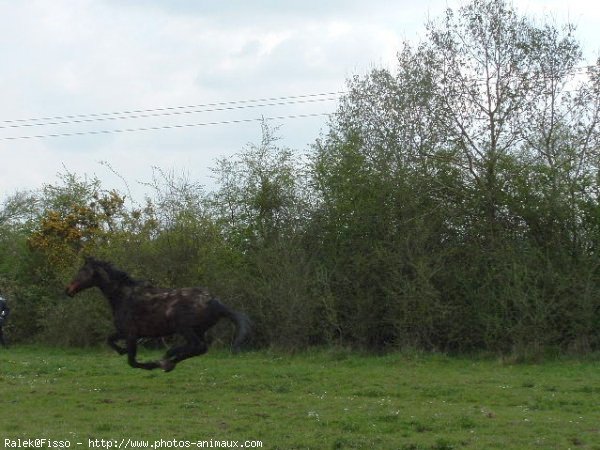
(309, 0, 600, 353)
(28, 173, 126, 269)
(209, 121, 319, 347)
(0, 0, 599, 355)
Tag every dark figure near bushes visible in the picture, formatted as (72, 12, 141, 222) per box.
(0, 295, 9, 348)
(65, 257, 250, 372)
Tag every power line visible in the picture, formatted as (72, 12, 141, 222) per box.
(0, 112, 332, 141)
(0, 63, 594, 126)
(0, 91, 344, 126)
(0, 95, 339, 130)
(2, 62, 592, 140)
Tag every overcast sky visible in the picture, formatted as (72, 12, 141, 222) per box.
(1, 0, 598, 203)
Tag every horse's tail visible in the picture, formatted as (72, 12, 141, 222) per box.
(212, 300, 251, 352)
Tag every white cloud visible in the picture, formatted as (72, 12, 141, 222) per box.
(0, 0, 597, 202)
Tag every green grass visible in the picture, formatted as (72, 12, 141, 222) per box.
(0, 346, 599, 449)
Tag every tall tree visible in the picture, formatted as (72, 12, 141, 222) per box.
(313, 0, 600, 351)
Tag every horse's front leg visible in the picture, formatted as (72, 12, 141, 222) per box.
(126, 336, 160, 370)
(107, 332, 127, 355)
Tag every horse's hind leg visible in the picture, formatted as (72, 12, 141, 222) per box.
(164, 343, 186, 359)
(160, 329, 207, 372)
(171, 334, 207, 364)
(126, 337, 160, 370)
(163, 331, 206, 358)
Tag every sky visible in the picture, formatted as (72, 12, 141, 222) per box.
(0, 0, 598, 204)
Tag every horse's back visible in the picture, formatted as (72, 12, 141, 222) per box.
(131, 285, 219, 334)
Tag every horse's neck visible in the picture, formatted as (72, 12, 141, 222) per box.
(96, 270, 133, 309)
(98, 283, 126, 308)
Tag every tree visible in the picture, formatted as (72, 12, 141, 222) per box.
(211, 122, 309, 247)
(209, 123, 321, 347)
(28, 172, 126, 269)
(312, 0, 600, 352)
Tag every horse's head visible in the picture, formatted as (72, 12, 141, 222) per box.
(65, 256, 100, 297)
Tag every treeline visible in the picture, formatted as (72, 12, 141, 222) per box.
(1, 0, 599, 355)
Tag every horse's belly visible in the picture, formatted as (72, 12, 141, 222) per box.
(134, 319, 174, 337)
(116, 313, 173, 338)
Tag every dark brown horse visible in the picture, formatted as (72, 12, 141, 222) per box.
(65, 257, 250, 372)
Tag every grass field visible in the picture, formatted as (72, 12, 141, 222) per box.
(0, 346, 599, 450)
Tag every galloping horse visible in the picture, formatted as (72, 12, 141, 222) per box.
(66, 257, 250, 372)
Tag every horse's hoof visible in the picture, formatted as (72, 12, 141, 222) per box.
(160, 360, 176, 372)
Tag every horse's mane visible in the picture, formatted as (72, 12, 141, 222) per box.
(88, 258, 143, 287)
